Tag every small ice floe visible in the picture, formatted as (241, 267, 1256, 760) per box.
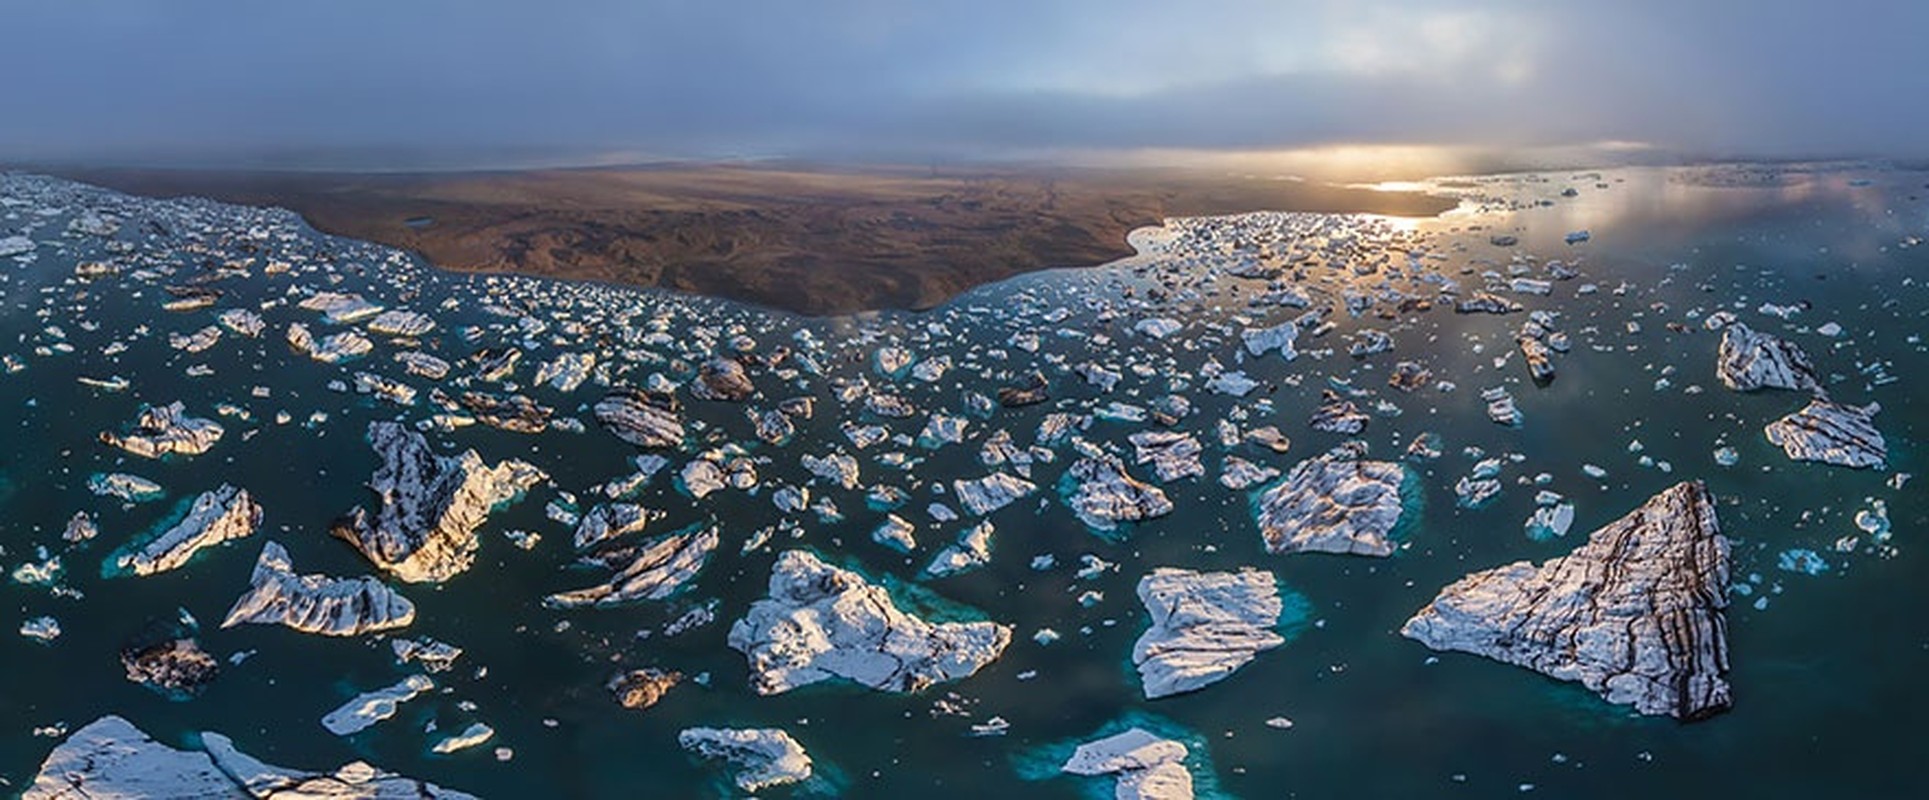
(287, 323, 373, 364)
(88, 472, 165, 502)
(1060, 727, 1195, 799)
(1482, 386, 1522, 426)
(299, 291, 385, 324)
(322, 675, 435, 736)
(1128, 430, 1205, 482)
(917, 413, 969, 449)
(1219, 456, 1279, 490)
(678, 727, 813, 793)
(20, 616, 61, 643)
(121, 634, 220, 704)
(1508, 278, 1553, 296)
(874, 346, 913, 378)
(1456, 292, 1523, 314)
(216, 308, 265, 337)
(1764, 400, 1887, 469)
(1308, 390, 1370, 435)
(1777, 549, 1829, 576)
(1348, 329, 1394, 358)
(1854, 499, 1890, 540)
(1716, 323, 1819, 393)
(220, 541, 416, 636)
(1133, 567, 1287, 699)
(873, 515, 918, 553)
(728, 551, 1010, 695)
(1255, 449, 1409, 557)
(108, 484, 262, 577)
(12, 548, 61, 586)
(1061, 455, 1174, 535)
(608, 667, 682, 710)
(366, 309, 437, 338)
(63, 512, 99, 543)
(924, 521, 995, 578)
(572, 503, 658, 550)
(100, 402, 224, 459)
(1135, 317, 1182, 339)
(392, 637, 464, 673)
(167, 326, 222, 354)
(1455, 458, 1504, 509)
(430, 723, 495, 755)
(544, 525, 717, 609)
(1241, 321, 1299, 361)
(395, 351, 452, 380)
(1524, 498, 1576, 542)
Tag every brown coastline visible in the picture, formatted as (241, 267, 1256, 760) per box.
(46, 163, 1456, 316)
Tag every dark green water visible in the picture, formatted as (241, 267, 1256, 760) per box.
(0, 163, 1923, 798)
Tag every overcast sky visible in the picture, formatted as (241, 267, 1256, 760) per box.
(3, 0, 1925, 169)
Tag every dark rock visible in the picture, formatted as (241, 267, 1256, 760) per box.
(120, 616, 218, 701)
(610, 667, 683, 710)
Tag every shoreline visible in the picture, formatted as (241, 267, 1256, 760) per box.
(37, 163, 1459, 317)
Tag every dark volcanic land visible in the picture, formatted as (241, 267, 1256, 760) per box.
(51, 164, 1456, 316)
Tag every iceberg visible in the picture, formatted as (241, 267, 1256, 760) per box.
(727, 550, 1011, 694)
(221, 541, 415, 636)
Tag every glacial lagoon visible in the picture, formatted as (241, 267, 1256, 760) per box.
(0, 163, 1923, 797)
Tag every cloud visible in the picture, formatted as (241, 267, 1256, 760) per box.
(1, 0, 1924, 167)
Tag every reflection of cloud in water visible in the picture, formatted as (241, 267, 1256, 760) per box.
(1402, 165, 1927, 262)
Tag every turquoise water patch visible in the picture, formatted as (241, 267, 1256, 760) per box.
(1387, 464, 1427, 547)
(685, 745, 850, 798)
(99, 493, 202, 578)
(822, 550, 994, 626)
(1011, 710, 1231, 799)
(1276, 578, 1315, 640)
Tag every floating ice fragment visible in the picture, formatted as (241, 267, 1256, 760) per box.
(727, 550, 1011, 694)
(430, 723, 495, 755)
(320, 677, 433, 738)
(1133, 568, 1286, 699)
(20, 616, 61, 643)
(110, 485, 261, 577)
(1777, 549, 1829, 576)
(221, 540, 416, 637)
(678, 727, 813, 793)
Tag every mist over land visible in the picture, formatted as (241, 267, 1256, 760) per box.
(5, 1, 1927, 172)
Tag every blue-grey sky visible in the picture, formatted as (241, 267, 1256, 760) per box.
(3, 0, 1925, 169)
